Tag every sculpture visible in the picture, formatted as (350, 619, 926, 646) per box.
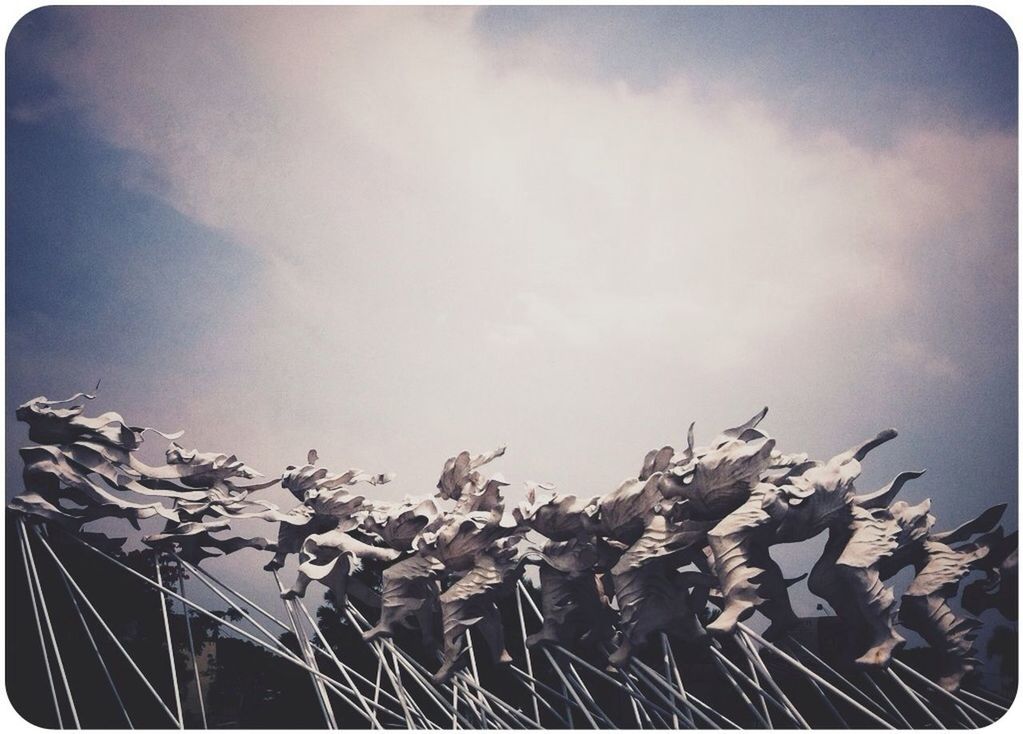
(365, 447, 525, 682)
(8, 392, 1016, 711)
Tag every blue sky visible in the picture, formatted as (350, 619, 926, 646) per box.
(5, 7, 1018, 635)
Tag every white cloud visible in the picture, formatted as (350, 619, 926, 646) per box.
(25, 6, 1016, 505)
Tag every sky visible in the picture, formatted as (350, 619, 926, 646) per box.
(5, 6, 1019, 630)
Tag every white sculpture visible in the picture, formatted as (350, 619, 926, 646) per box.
(9, 393, 1015, 701)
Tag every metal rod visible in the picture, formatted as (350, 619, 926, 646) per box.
(518, 578, 669, 727)
(515, 587, 542, 725)
(172, 573, 204, 728)
(22, 523, 81, 728)
(738, 631, 809, 728)
(178, 556, 291, 654)
(55, 554, 134, 728)
(543, 647, 600, 728)
(614, 664, 668, 728)
(273, 572, 337, 728)
(629, 656, 729, 729)
(451, 676, 460, 729)
(561, 655, 617, 728)
(345, 601, 543, 730)
(885, 666, 945, 729)
(455, 670, 539, 729)
(958, 687, 1009, 713)
(465, 631, 492, 727)
(34, 529, 181, 726)
(153, 553, 184, 729)
(622, 660, 706, 728)
(184, 560, 408, 715)
(661, 635, 680, 728)
(738, 622, 895, 729)
(342, 608, 414, 728)
(963, 686, 1012, 707)
(663, 634, 697, 728)
(507, 665, 571, 726)
(709, 644, 799, 725)
(18, 522, 64, 728)
(343, 604, 479, 729)
(955, 703, 978, 727)
(890, 657, 995, 725)
(785, 636, 890, 719)
(62, 530, 390, 722)
(708, 647, 770, 727)
(806, 673, 849, 728)
(396, 647, 439, 729)
(560, 644, 694, 725)
(741, 639, 772, 727)
(293, 597, 381, 728)
(860, 672, 912, 729)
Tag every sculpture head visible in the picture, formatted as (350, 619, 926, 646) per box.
(436, 446, 506, 500)
(282, 449, 393, 502)
(514, 482, 600, 539)
(166, 441, 264, 489)
(659, 432, 776, 520)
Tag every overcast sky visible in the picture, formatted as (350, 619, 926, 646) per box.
(5, 6, 1018, 622)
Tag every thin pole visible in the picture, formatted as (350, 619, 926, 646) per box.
(629, 656, 729, 729)
(343, 604, 479, 729)
(348, 604, 543, 732)
(955, 703, 978, 727)
(272, 572, 337, 728)
(958, 687, 1009, 713)
(153, 553, 184, 729)
(451, 677, 460, 729)
(34, 529, 181, 726)
(543, 647, 599, 728)
(805, 674, 849, 728)
(293, 598, 380, 728)
(374, 656, 383, 710)
(861, 672, 912, 729)
(61, 530, 389, 722)
(55, 556, 134, 728)
(561, 644, 694, 724)
(18, 522, 64, 728)
(507, 665, 572, 726)
(177, 570, 207, 728)
(455, 670, 538, 729)
(741, 640, 772, 727)
(890, 657, 995, 725)
(963, 686, 1012, 707)
(22, 523, 80, 728)
(179, 556, 290, 653)
(738, 631, 809, 728)
(708, 648, 770, 727)
(661, 635, 679, 729)
(614, 664, 666, 728)
(786, 636, 890, 719)
(516, 580, 608, 727)
(561, 656, 617, 728)
(663, 634, 697, 728)
(776, 640, 850, 727)
(708, 645, 798, 725)
(394, 647, 437, 729)
(182, 560, 408, 716)
(465, 632, 491, 727)
(624, 661, 710, 728)
(738, 622, 895, 729)
(341, 608, 413, 728)
(885, 667, 945, 729)
(515, 588, 542, 725)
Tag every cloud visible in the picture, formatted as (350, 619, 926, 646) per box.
(11, 6, 1016, 526)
